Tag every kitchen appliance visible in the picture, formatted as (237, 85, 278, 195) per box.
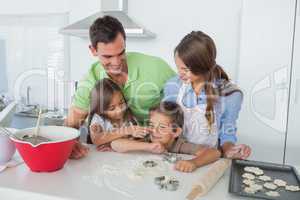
(60, 0, 155, 38)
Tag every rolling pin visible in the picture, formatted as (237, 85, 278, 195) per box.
(186, 159, 232, 200)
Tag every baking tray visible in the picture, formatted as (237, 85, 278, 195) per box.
(229, 159, 300, 200)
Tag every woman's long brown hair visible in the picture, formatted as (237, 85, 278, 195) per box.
(175, 31, 230, 132)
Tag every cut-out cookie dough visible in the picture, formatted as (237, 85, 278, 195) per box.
(242, 173, 255, 180)
(273, 179, 287, 187)
(243, 179, 255, 186)
(250, 184, 263, 191)
(244, 166, 264, 176)
(266, 191, 280, 197)
(264, 182, 278, 190)
(244, 187, 257, 194)
(285, 185, 300, 192)
(258, 175, 272, 182)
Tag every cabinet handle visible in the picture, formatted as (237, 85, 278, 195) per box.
(296, 79, 300, 104)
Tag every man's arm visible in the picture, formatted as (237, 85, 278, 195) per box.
(64, 106, 88, 129)
(64, 106, 89, 159)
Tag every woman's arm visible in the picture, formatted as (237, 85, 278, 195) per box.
(219, 92, 251, 159)
(219, 92, 242, 147)
(111, 139, 166, 154)
(175, 147, 221, 173)
(191, 148, 221, 167)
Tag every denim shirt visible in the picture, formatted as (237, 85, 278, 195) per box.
(163, 76, 243, 146)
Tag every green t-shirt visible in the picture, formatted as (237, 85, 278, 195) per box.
(72, 52, 175, 123)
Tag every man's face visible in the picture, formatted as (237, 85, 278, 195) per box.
(90, 33, 127, 76)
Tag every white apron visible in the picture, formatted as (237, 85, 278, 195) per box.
(176, 83, 218, 148)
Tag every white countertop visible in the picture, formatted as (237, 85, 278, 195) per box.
(0, 146, 241, 200)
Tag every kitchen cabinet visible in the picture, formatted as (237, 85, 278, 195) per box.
(237, 0, 297, 163)
(285, 1, 300, 166)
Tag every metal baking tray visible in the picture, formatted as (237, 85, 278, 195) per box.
(229, 159, 300, 200)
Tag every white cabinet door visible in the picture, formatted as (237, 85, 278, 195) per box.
(286, 1, 300, 167)
(237, 0, 296, 163)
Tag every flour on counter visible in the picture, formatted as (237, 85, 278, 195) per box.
(81, 155, 171, 198)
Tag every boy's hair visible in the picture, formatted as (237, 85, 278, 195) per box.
(149, 101, 184, 129)
(89, 15, 126, 48)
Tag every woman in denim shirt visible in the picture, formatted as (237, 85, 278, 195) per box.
(164, 31, 251, 160)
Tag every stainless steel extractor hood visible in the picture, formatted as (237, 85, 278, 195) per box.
(60, 0, 155, 38)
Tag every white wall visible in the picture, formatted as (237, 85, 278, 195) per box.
(69, 0, 243, 81)
(0, 0, 69, 14)
(1, 0, 243, 98)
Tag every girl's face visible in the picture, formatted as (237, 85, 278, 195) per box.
(149, 112, 180, 146)
(104, 91, 127, 121)
(175, 53, 203, 83)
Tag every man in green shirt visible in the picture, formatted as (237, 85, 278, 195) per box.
(65, 16, 175, 159)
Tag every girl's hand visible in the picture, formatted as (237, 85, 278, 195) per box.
(90, 124, 102, 134)
(175, 160, 197, 173)
(147, 142, 166, 154)
(124, 126, 150, 138)
(225, 144, 251, 160)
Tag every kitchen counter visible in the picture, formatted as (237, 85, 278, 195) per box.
(0, 146, 240, 200)
(3, 117, 299, 200)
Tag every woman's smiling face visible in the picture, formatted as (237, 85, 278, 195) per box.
(175, 53, 202, 84)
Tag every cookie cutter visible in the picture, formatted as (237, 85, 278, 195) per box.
(162, 152, 181, 163)
(165, 179, 180, 191)
(154, 176, 166, 185)
(154, 176, 179, 191)
(143, 160, 158, 168)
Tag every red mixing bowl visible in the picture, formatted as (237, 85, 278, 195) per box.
(10, 126, 79, 172)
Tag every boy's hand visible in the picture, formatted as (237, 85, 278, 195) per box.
(148, 142, 166, 154)
(175, 160, 197, 173)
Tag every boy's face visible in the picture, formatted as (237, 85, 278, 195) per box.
(149, 112, 181, 146)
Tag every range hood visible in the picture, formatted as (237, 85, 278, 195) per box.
(60, 0, 155, 38)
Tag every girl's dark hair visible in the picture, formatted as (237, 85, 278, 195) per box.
(89, 15, 126, 48)
(87, 78, 127, 143)
(174, 31, 230, 132)
(149, 101, 184, 131)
